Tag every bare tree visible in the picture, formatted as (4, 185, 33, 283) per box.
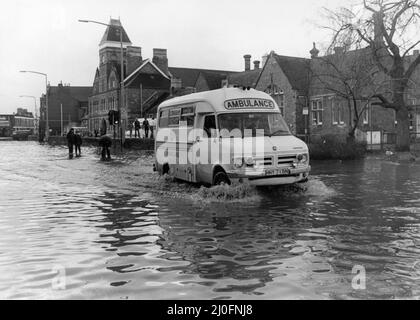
(311, 46, 386, 140)
(323, 0, 420, 151)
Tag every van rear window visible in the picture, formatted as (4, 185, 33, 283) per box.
(159, 105, 196, 128)
(159, 110, 169, 128)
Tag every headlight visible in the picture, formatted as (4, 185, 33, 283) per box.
(244, 156, 255, 166)
(297, 153, 309, 163)
(233, 157, 243, 168)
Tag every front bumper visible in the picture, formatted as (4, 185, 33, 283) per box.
(226, 165, 311, 186)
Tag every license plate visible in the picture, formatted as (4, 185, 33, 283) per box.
(265, 168, 291, 176)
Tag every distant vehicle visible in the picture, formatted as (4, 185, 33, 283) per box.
(12, 130, 32, 141)
(154, 87, 310, 186)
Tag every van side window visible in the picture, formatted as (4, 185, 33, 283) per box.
(168, 108, 181, 126)
(203, 115, 216, 138)
(180, 106, 195, 127)
(159, 110, 169, 128)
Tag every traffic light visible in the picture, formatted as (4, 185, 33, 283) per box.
(108, 110, 120, 125)
(114, 110, 120, 124)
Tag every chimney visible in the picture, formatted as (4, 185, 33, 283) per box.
(261, 53, 269, 67)
(244, 54, 251, 71)
(253, 60, 260, 70)
(152, 48, 168, 75)
(310, 42, 319, 58)
(127, 46, 143, 75)
(414, 50, 419, 56)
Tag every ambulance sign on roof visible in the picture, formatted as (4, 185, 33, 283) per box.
(224, 98, 275, 110)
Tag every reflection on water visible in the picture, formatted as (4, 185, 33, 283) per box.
(0, 141, 419, 299)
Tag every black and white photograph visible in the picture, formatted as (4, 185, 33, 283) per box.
(0, 0, 420, 305)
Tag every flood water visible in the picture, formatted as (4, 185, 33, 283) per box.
(0, 141, 419, 299)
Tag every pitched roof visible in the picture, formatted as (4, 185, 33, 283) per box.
(169, 67, 236, 88)
(228, 69, 262, 88)
(100, 19, 131, 45)
(125, 59, 170, 84)
(199, 72, 229, 90)
(273, 54, 310, 93)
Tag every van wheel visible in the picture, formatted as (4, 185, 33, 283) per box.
(213, 172, 231, 186)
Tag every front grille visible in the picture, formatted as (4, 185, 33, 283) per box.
(277, 155, 296, 167)
(254, 156, 273, 167)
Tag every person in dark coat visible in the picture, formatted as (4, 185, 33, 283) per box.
(75, 132, 82, 157)
(128, 121, 133, 138)
(134, 119, 141, 138)
(143, 118, 150, 138)
(98, 134, 112, 161)
(66, 128, 76, 159)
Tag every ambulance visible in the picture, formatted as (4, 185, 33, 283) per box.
(154, 87, 310, 186)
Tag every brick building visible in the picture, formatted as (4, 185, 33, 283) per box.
(87, 19, 171, 134)
(225, 48, 420, 144)
(308, 43, 420, 145)
(87, 18, 241, 134)
(40, 82, 91, 137)
(0, 108, 35, 137)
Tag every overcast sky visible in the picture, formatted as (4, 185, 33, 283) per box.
(0, 0, 358, 114)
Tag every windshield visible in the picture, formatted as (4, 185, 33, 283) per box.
(217, 113, 291, 137)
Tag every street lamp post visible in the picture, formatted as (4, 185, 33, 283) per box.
(20, 71, 49, 141)
(19, 95, 39, 135)
(78, 18, 125, 150)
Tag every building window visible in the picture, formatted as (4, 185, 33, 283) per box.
(311, 100, 323, 125)
(363, 104, 369, 124)
(409, 113, 414, 130)
(93, 101, 99, 114)
(332, 100, 344, 125)
(267, 84, 285, 117)
(272, 94, 285, 117)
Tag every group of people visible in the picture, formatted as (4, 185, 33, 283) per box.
(66, 128, 83, 159)
(67, 128, 112, 161)
(128, 117, 156, 139)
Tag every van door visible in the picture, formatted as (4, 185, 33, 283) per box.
(194, 114, 217, 184)
(178, 106, 196, 182)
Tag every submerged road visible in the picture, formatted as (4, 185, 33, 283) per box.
(0, 141, 419, 299)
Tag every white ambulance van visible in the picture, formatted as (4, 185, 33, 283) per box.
(154, 87, 310, 186)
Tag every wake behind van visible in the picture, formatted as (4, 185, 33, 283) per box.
(154, 87, 310, 186)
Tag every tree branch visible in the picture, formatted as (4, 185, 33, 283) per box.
(405, 53, 420, 79)
(371, 93, 398, 109)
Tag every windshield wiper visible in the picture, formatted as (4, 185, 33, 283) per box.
(266, 130, 290, 137)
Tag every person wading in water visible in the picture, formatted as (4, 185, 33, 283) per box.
(75, 131, 82, 157)
(66, 128, 76, 159)
(98, 134, 112, 161)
